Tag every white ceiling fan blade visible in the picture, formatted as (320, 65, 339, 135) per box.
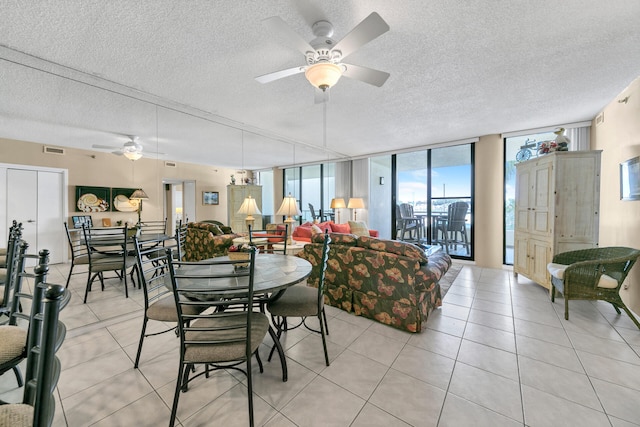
(263, 16, 315, 55)
(92, 144, 120, 150)
(112, 150, 124, 156)
(331, 12, 389, 60)
(255, 66, 305, 84)
(342, 63, 390, 87)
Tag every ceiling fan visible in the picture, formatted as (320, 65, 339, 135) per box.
(255, 12, 390, 99)
(92, 136, 164, 161)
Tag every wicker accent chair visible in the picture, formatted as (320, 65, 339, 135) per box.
(548, 246, 640, 329)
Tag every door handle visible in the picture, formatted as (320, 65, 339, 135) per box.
(26, 219, 36, 223)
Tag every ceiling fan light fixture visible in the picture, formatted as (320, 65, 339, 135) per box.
(305, 62, 343, 91)
(122, 138, 143, 160)
(123, 151, 143, 161)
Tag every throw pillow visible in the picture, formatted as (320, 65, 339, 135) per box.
(317, 221, 333, 234)
(294, 225, 312, 240)
(331, 222, 351, 233)
(348, 220, 369, 237)
(311, 224, 323, 235)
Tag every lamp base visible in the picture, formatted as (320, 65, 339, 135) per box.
(284, 217, 295, 245)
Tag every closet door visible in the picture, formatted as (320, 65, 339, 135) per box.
(6, 168, 65, 264)
(7, 169, 38, 255)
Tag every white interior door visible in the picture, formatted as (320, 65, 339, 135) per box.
(7, 169, 38, 256)
(4, 166, 66, 264)
(183, 181, 196, 222)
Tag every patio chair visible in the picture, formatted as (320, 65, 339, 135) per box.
(548, 246, 640, 329)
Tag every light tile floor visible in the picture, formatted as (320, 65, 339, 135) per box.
(2, 262, 640, 426)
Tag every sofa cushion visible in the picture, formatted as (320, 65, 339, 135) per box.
(348, 221, 369, 237)
(331, 222, 351, 233)
(357, 236, 429, 264)
(294, 225, 313, 240)
(311, 232, 358, 246)
(547, 262, 618, 289)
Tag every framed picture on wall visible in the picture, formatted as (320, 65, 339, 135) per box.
(111, 188, 140, 212)
(620, 156, 640, 200)
(203, 191, 219, 205)
(75, 186, 110, 212)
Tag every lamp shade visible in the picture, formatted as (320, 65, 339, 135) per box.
(237, 195, 261, 216)
(130, 189, 149, 200)
(330, 198, 346, 209)
(304, 62, 343, 90)
(276, 194, 302, 218)
(347, 198, 365, 209)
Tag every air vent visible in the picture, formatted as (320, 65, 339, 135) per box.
(595, 112, 604, 126)
(165, 161, 177, 168)
(43, 146, 65, 155)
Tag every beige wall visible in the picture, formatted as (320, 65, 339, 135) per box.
(592, 76, 640, 315)
(0, 138, 236, 226)
(474, 134, 505, 268)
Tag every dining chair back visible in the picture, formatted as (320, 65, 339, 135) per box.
(174, 222, 188, 262)
(1, 222, 23, 318)
(0, 220, 18, 267)
(139, 218, 168, 235)
(166, 246, 268, 427)
(131, 235, 202, 368)
(63, 221, 100, 289)
(248, 224, 288, 255)
(0, 276, 70, 427)
(0, 247, 49, 387)
(267, 231, 332, 366)
(81, 225, 137, 303)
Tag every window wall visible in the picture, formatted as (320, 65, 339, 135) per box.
(283, 163, 335, 224)
(394, 144, 473, 259)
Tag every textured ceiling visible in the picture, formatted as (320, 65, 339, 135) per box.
(0, 0, 639, 169)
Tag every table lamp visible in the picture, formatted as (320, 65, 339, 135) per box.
(237, 195, 261, 230)
(347, 198, 365, 221)
(276, 193, 302, 244)
(130, 188, 149, 225)
(330, 197, 346, 224)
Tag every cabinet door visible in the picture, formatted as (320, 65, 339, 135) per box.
(530, 160, 553, 235)
(513, 234, 530, 274)
(529, 238, 551, 288)
(515, 165, 531, 234)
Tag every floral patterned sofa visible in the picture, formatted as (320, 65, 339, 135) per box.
(183, 222, 240, 261)
(297, 233, 451, 332)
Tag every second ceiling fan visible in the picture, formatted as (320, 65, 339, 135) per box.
(255, 12, 390, 99)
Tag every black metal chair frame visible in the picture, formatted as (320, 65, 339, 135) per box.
(166, 247, 269, 427)
(81, 225, 137, 303)
(267, 231, 332, 366)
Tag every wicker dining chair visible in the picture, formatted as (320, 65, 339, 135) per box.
(548, 246, 640, 329)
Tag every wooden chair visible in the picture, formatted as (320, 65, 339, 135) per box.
(81, 225, 137, 303)
(0, 275, 70, 427)
(548, 246, 640, 329)
(396, 204, 420, 242)
(308, 203, 320, 222)
(267, 231, 332, 366)
(166, 246, 269, 427)
(435, 201, 469, 254)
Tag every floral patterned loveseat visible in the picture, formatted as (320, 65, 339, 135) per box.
(298, 233, 451, 332)
(183, 222, 240, 261)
